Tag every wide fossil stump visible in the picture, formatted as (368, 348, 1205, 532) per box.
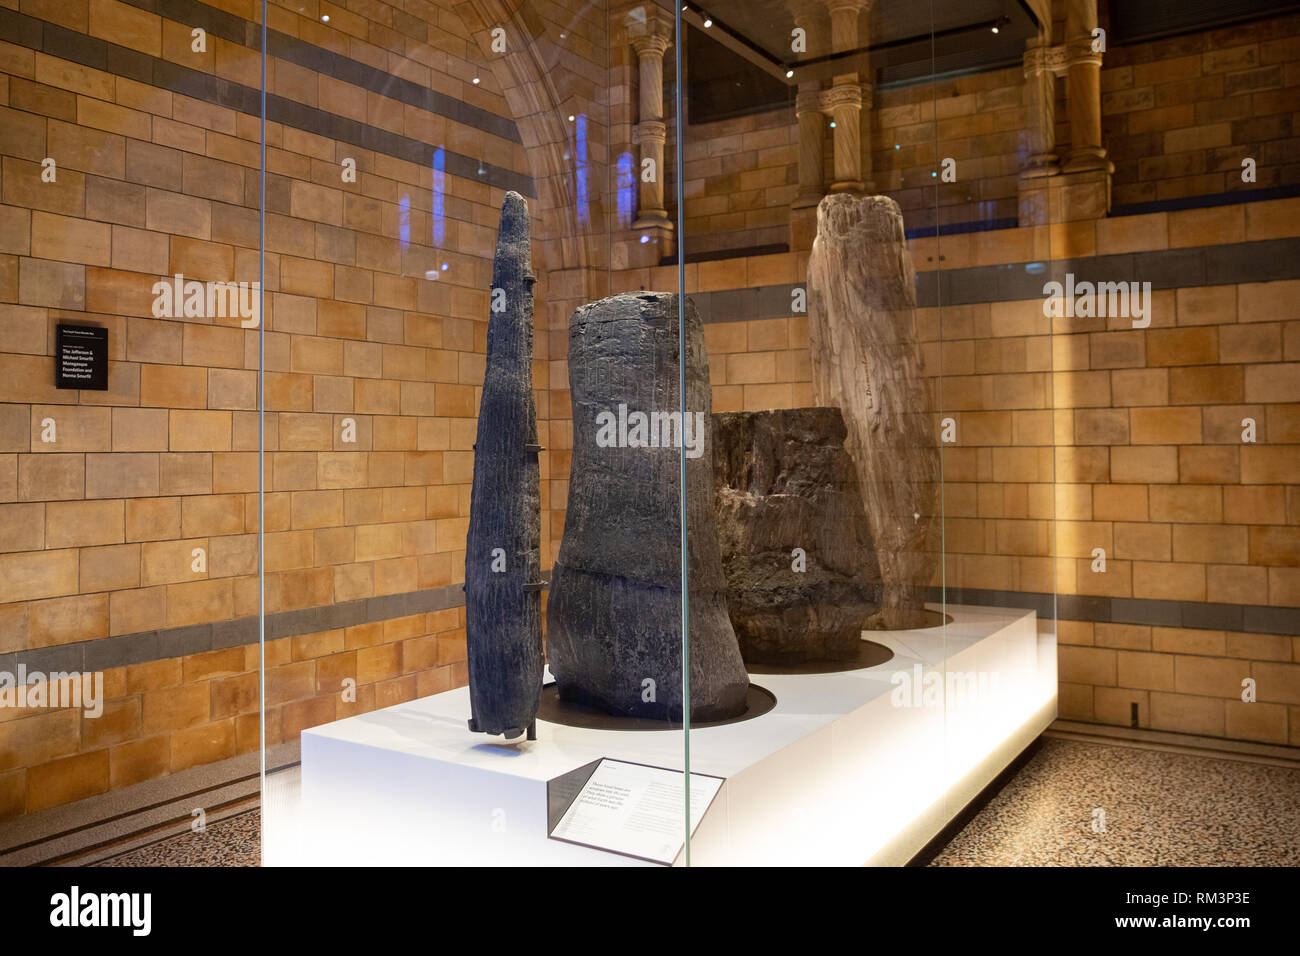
(547, 292, 749, 722)
(808, 194, 941, 629)
(464, 190, 543, 741)
(712, 407, 880, 664)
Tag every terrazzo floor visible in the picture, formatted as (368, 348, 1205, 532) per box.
(85, 737, 1300, 866)
(929, 737, 1300, 866)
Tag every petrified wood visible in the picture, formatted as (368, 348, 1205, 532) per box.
(547, 292, 749, 721)
(712, 407, 880, 664)
(808, 194, 941, 629)
(465, 190, 543, 740)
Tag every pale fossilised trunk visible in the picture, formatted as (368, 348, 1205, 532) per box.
(807, 194, 941, 628)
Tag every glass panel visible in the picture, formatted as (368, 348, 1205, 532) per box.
(676, 0, 1060, 865)
(674, 0, 945, 865)
(256, 0, 697, 866)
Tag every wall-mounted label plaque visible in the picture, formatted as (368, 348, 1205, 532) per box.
(55, 324, 108, 391)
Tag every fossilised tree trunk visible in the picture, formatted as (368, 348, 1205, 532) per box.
(808, 194, 941, 629)
(547, 292, 749, 722)
(712, 407, 881, 664)
(464, 190, 543, 740)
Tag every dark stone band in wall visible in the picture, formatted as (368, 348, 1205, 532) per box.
(688, 236, 1300, 323)
(3, 582, 468, 677)
(2, 582, 1294, 680)
(0, 7, 533, 197)
(117, 0, 523, 145)
(927, 587, 1300, 637)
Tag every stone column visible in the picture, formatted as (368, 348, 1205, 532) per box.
(631, 31, 672, 229)
(827, 0, 870, 193)
(793, 85, 827, 208)
(1062, 0, 1109, 173)
(1021, 41, 1059, 178)
(824, 84, 865, 193)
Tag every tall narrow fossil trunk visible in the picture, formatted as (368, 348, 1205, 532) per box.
(807, 194, 941, 629)
(464, 191, 543, 739)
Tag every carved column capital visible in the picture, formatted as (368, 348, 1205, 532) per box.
(1023, 43, 1068, 78)
(632, 119, 667, 145)
(796, 89, 824, 115)
(1064, 34, 1102, 69)
(630, 31, 671, 60)
(826, 0, 872, 16)
(820, 83, 863, 112)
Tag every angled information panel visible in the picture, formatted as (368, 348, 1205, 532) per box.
(549, 759, 724, 865)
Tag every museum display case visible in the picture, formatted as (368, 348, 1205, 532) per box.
(2, 0, 1297, 873)
(251, 0, 1061, 867)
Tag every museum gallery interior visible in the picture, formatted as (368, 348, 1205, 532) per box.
(0, 0, 1296, 868)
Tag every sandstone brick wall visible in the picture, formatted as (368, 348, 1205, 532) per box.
(1103, 13, 1300, 207)
(0, 0, 611, 819)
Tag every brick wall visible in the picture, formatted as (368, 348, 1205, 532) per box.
(1103, 12, 1300, 207)
(0, 0, 621, 819)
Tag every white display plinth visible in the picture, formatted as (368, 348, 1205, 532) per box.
(271, 604, 1056, 866)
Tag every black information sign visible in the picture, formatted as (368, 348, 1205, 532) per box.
(54, 324, 108, 391)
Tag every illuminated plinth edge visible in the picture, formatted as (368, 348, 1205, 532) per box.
(808, 194, 941, 629)
(464, 190, 543, 741)
(279, 604, 1058, 866)
(712, 406, 881, 664)
(547, 292, 749, 722)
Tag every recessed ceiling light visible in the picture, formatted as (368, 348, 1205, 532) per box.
(829, 121, 836, 128)
(703, 18, 712, 28)
(568, 114, 575, 121)
(991, 26, 999, 33)
(321, 14, 329, 22)
(786, 69, 794, 78)
(472, 77, 480, 84)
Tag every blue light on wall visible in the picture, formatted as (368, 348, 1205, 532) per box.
(399, 194, 410, 250)
(616, 151, 634, 228)
(432, 147, 445, 247)
(575, 113, 589, 228)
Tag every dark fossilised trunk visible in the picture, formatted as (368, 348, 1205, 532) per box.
(464, 190, 543, 739)
(712, 406, 880, 664)
(547, 292, 749, 721)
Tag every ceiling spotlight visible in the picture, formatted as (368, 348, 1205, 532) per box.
(786, 69, 794, 78)
(703, 17, 712, 28)
(472, 77, 480, 84)
(991, 26, 999, 33)
(568, 114, 575, 121)
(829, 121, 837, 128)
(321, 14, 329, 22)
